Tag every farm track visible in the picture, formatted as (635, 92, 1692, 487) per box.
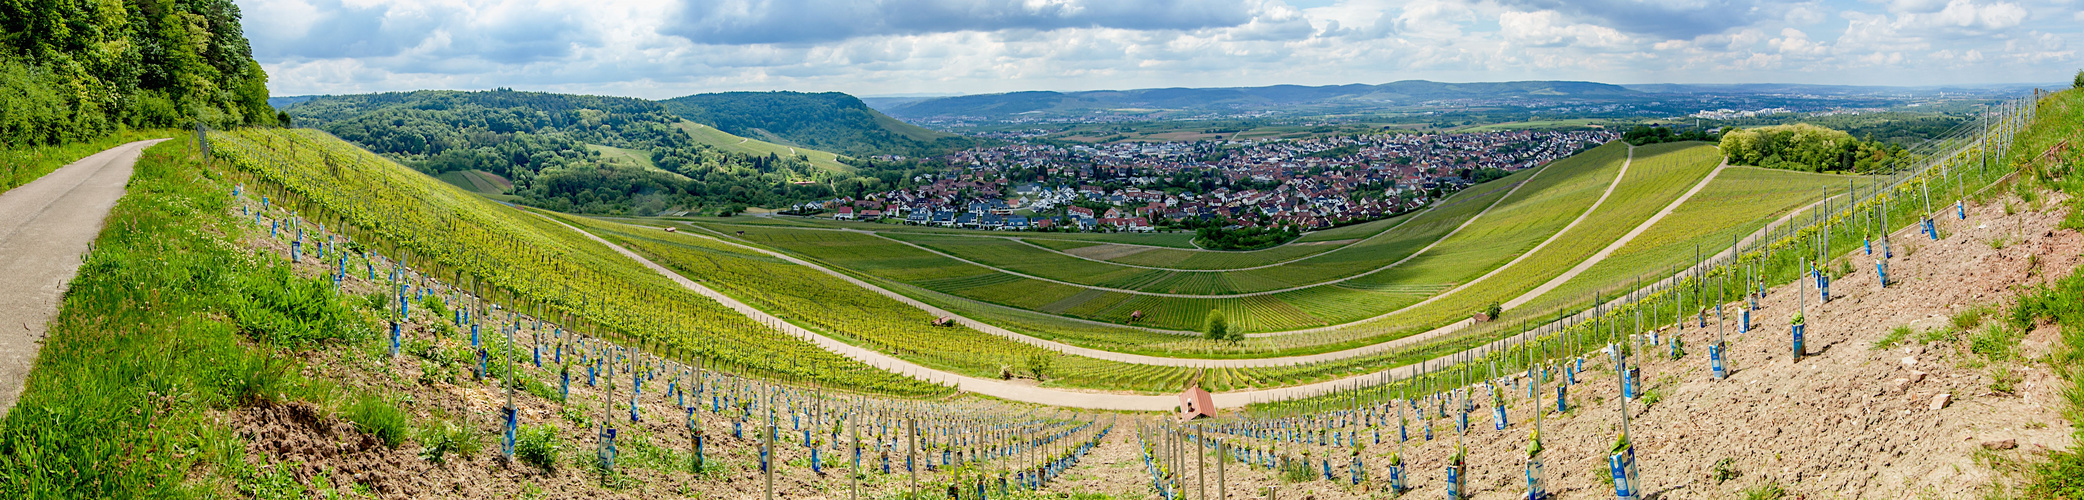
(0, 139, 166, 418)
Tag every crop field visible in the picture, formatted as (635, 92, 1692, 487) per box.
(435, 169, 512, 195)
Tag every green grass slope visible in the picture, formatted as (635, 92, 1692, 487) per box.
(659, 91, 974, 157)
(675, 122, 853, 174)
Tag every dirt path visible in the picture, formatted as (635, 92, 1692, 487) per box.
(1502, 160, 1726, 310)
(0, 139, 167, 418)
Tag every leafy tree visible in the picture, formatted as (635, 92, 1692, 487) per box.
(2074, 69, 2083, 89)
(0, 0, 277, 147)
(1718, 123, 1903, 174)
(1204, 310, 1234, 341)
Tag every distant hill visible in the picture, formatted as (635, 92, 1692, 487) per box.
(660, 91, 976, 157)
(278, 89, 894, 214)
(878, 80, 1640, 121)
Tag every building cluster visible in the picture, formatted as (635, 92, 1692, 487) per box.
(797, 130, 1616, 232)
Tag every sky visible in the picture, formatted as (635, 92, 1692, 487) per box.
(238, 0, 2084, 99)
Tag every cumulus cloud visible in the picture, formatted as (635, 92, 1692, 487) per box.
(659, 0, 1260, 45)
(232, 0, 2083, 97)
(1491, 0, 1790, 40)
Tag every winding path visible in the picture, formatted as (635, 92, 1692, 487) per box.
(0, 139, 167, 418)
(550, 159, 1855, 410)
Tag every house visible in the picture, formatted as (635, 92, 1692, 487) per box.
(1032, 217, 1055, 230)
(859, 209, 883, 221)
(1004, 216, 1030, 230)
(1068, 206, 1095, 218)
(834, 206, 855, 220)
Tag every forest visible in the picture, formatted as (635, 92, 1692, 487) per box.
(0, 0, 277, 147)
(284, 90, 942, 214)
(1717, 123, 1905, 174)
(660, 91, 978, 158)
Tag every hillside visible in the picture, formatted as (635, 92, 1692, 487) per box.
(675, 121, 852, 174)
(278, 90, 909, 214)
(880, 80, 1638, 121)
(659, 90, 976, 157)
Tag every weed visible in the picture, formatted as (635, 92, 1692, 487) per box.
(343, 394, 409, 448)
(1955, 305, 1994, 331)
(1711, 457, 1741, 483)
(417, 419, 485, 464)
(1875, 325, 1914, 350)
(1742, 480, 1788, 500)
(1918, 326, 1957, 345)
(1991, 364, 2021, 394)
(516, 424, 563, 471)
(1970, 322, 2022, 361)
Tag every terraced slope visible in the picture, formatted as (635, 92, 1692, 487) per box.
(718, 142, 1628, 332)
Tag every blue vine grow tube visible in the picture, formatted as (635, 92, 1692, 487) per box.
(503, 407, 517, 458)
(1526, 457, 1546, 500)
(1792, 323, 1806, 360)
(1741, 309, 1750, 334)
(1556, 385, 1567, 413)
(1386, 464, 1403, 491)
(388, 322, 400, 357)
(1447, 464, 1468, 500)
(1710, 344, 1725, 379)
(1610, 447, 1638, 500)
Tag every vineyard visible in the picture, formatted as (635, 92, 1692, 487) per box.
(206, 128, 943, 396)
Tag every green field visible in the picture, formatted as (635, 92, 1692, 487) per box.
(676, 121, 853, 174)
(435, 169, 512, 195)
(704, 143, 1623, 332)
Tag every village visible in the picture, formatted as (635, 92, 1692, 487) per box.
(799, 130, 1616, 233)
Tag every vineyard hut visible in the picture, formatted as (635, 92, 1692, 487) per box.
(1178, 386, 1215, 420)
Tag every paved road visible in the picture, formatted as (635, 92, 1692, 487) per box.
(0, 139, 167, 418)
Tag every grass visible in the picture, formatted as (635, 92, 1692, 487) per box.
(515, 424, 563, 471)
(1, 128, 174, 195)
(675, 121, 852, 174)
(343, 394, 410, 448)
(0, 137, 382, 496)
(1875, 325, 1914, 350)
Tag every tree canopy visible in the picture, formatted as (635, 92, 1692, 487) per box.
(1, 0, 276, 147)
(1717, 123, 1904, 174)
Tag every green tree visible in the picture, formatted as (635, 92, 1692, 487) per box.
(1204, 309, 1232, 341)
(2074, 69, 2083, 89)
(1024, 353, 1054, 381)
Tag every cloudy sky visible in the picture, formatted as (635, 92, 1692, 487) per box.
(239, 0, 2083, 98)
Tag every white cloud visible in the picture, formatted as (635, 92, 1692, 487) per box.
(234, 0, 2084, 97)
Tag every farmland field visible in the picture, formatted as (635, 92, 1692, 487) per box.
(676, 121, 854, 174)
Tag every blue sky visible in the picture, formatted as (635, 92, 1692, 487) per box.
(238, 0, 2083, 98)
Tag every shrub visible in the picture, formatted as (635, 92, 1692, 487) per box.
(2074, 69, 2083, 89)
(343, 394, 408, 448)
(1025, 353, 1054, 381)
(515, 424, 563, 471)
(1203, 310, 1232, 341)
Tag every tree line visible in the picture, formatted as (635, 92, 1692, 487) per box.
(1717, 123, 1904, 174)
(285, 90, 943, 215)
(1, 0, 278, 147)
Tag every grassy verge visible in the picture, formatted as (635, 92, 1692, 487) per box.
(1, 129, 175, 194)
(0, 137, 376, 497)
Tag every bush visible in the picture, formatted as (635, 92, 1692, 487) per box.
(1203, 310, 1233, 341)
(2074, 69, 2083, 89)
(515, 424, 563, 471)
(343, 394, 409, 448)
(1024, 353, 1054, 381)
